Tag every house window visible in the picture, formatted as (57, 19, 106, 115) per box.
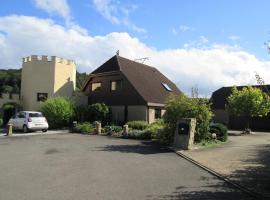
(155, 108, 162, 119)
(111, 80, 122, 91)
(162, 83, 172, 92)
(37, 93, 48, 102)
(91, 82, 101, 92)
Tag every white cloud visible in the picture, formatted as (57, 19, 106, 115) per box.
(34, 0, 71, 21)
(228, 35, 240, 41)
(0, 15, 270, 96)
(179, 25, 191, 32)
(92, 0, 145, 33)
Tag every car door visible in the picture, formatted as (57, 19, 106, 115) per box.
(17, 112, 26, 130)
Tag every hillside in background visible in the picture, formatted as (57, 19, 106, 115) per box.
(0, 69, 89, 93)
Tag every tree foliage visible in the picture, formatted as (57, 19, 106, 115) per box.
(40, 97, 75, 128)
(161, 94, 213, 144)
(227, 86, 270, 129)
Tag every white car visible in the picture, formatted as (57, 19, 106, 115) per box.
(8, 111, 49, 133)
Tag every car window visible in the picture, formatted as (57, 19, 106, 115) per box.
(29, 113, 43, 118)
(18, 112, 25, 118)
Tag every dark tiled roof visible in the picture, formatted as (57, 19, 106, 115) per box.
(84, 55, 182, 104)
(211, 85, 270, 109)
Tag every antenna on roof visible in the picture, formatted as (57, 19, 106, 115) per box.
(134, 57, 149, 64)
(116, 50, 119, 56)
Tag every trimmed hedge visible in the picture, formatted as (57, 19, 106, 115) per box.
(210, 123, 228, 142)
(74, 122, 95, 134)
(126, 120, 148, 130)
(0, 118, 3, 127)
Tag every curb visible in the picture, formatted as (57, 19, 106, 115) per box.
(171, 148, 264, 200)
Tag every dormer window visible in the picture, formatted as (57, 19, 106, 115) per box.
(162, 83, 172, 92)
(91, 82, 101, 92)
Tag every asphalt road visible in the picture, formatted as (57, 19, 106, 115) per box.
(0, 134, 252, 200)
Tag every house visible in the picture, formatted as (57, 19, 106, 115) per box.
(82, 55, 181, 124)
(211, 85, 270, 131)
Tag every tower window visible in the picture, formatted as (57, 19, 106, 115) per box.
(37, 93, 48, 102)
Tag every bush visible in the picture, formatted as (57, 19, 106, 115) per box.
(74, 122, 95, 134)
(104, 125, 123, 134)
(144, 119, 165, 139)
(123, 129, 150, 140)
(40, 97, 75, 129)
(210, 123, 228, 142)
(162, 94, 213, 144)
(126, 120, 148, 130)
(86, 103, 109, 124)
(0, 118, 3, 127)
(75, 105, 88, 122)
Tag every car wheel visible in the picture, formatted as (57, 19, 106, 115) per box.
(42, 129, 47, 133)
(23, 125, 28, 133)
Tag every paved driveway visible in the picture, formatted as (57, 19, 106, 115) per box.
(182, 132, 270, 198)
(0, 134, 252, 200)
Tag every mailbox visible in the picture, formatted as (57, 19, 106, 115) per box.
(178, 123, 189, 135)
(173, 118, 196, 150)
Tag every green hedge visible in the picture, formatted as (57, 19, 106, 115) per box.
(126, 120, 148, 130)
(40, 97, 75, 129)
(0, 118, 3, 127)
(144, 119, 165, 139)
(74, 122, 95, 134)
(210, 123, 228, 142)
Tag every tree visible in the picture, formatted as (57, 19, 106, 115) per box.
(227, 86, 270, 130)
(161, 94, 213, 144)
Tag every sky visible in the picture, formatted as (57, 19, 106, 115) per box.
(1, 0, 270, 96)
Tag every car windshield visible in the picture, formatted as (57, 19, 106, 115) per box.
(29, 113, 43, 118)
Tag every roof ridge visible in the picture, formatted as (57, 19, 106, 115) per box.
(115, 55, 122, 71)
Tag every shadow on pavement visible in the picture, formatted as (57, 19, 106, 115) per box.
(146, 176, 254, 200)
(228, 144, 270, 199)
(96, 140, 171, 155)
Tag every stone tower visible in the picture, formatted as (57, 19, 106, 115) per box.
(21, 55, 76, 110)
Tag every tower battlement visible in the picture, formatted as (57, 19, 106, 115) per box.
(22, 55, 75, 65)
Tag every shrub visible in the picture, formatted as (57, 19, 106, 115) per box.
(0, 118, 3, 127)
(126, 120, 148, 130)
(75, 105, 88, 122)
(162, 94, 213, 144)
(86, 103, 109, 124)
(123, 129, 150, 140)
(104, 125, 123, 134)
(144, 119, 165, 139)
(210, 123, 228, 142)
(40, 97, 75, 129)
(74, 122, 95, 134)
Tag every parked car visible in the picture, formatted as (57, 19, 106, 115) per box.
(8, 111, 49, 133)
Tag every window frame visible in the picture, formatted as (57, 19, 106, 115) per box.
(91, 82, 102, 92)
(110, 80, 122, 92)
(37, 93, 48, 102)
(154, 108, 162, 119)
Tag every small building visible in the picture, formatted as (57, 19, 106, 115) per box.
(82, 55, 181, 124)
(211, 85, 270, 131)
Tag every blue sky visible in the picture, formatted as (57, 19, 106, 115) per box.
(1, 0, 270, 95)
